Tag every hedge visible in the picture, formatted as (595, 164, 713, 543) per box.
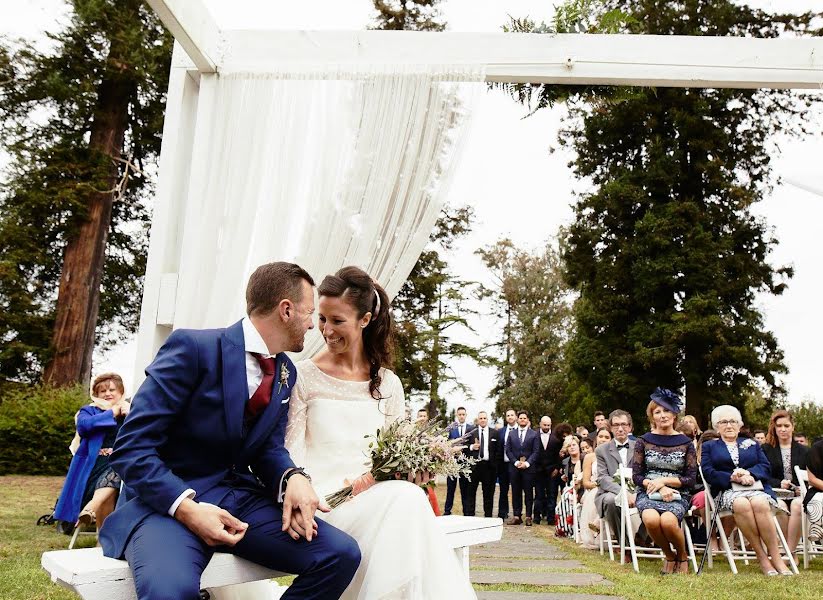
(0, 384, 88, 475)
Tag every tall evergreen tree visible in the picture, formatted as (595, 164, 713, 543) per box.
(477, 239, 573, 421)
(371, 0, 445, 31)
(392, 207, 480, 419)
(0, 1, 172, 385)
(554, 1, 819, 426)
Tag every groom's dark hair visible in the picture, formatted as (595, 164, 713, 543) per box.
(246, 262, 315, 317)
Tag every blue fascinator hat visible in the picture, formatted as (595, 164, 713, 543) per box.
(649, 387, 683, 414)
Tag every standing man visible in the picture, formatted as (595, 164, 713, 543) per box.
(533, 416, 562, 526)
(505, 410, 540, 526)
(594, 409, 638, 542)
(100, 263, 361, 600)
(444, 407, 475, 516)
(495, 409, 518, 521)
(587, 411, 609, 443)
(467, 411, 498, 517)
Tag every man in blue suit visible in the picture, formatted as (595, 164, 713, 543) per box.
(444, 406, 475, 515)
(100, 262, 361, 600)
(505, 410, 540, 526)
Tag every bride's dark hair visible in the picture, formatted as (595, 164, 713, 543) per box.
(317, 266, 394, 399)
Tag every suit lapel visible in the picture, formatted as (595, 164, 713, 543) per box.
(221, 321, 247, 444)
(244, 353, 295, 452)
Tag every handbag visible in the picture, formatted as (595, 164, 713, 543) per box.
(731, 479, 764, 492)
(649, 491, 682, 501)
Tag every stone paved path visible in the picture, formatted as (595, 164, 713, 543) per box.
(448, 485, 624, 600)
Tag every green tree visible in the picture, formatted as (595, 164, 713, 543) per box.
(0, 1, 172, 385)
(371, 0, 445, 31)
(477, 239, 573, 421)
(552, 1, 819, 427)
(392, 207, 480, 420)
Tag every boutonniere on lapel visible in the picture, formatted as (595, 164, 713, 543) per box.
(278, 362, 290, 394)
(740, 438, 756, 451)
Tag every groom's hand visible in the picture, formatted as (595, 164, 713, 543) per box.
(175, 499, 248, 547)
(282, 475, 329, 542)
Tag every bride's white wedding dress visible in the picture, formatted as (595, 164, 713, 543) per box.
(212, 359, 476, 600)
(287, 360, 476, 599)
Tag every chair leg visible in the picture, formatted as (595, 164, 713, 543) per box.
(683, 521, 698, 573)
(802, 510, 809, 570)
(716, 515, 738, 575)
(603, 519, 615, 561)
(68, 524, 80, 550)
(625, 510, 639, 573)
(773, 515, 799, 574)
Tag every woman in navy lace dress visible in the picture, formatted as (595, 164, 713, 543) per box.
(632, 388, 697, 575)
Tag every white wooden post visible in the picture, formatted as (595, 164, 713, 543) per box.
(132, 43, 201, 390)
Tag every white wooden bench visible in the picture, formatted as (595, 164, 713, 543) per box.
(42, 515, 502, 599)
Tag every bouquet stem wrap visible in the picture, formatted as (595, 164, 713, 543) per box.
(351, 472, 376, 496)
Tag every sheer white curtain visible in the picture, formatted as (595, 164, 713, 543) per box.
(173, 64, 483, 356)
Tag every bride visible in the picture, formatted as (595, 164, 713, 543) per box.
(263, 266, 473, 599)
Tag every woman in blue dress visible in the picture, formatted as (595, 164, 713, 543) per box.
(632, 388, 697, 575)
(54, 373, 130, 529)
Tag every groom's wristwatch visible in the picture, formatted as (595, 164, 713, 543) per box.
(284, 467, 311, 487)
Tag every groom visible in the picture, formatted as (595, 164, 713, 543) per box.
(100, 262, 361, 600)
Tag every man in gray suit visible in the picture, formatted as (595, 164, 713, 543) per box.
(595, 409, 637, 539)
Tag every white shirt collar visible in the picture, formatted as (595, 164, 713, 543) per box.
(614, 438, 629, 448)
(242, 317, 275, 357)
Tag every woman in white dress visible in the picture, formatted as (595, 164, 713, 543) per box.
(284, 266, 476, 600)
(578, 428, 613, 548)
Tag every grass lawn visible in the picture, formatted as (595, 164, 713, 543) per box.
(3, 476, 821, 600)
(438, 484, 823, 600)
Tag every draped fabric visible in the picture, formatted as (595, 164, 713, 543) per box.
(173, 65, 483, 357)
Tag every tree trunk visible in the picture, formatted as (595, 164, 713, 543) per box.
(43, 42, 134, 388)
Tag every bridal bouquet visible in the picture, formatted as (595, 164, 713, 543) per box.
(325, 418, 476, 509)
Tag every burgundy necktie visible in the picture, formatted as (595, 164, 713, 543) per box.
(247, 353, 275, 418)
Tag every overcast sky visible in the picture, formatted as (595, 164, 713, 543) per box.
(3, 1, 822, 417)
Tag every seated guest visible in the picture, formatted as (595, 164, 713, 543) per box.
(754, 429, 767, 445)
(555, 435, 583, 537)
(762, 410, 808, 554)
(555, 422, 574, 459)
(579, 428, 613, 548)
(804, 439, 823, 541)
(681, 415, 702, 442)
(576, 425, 590, 439)
(579, 438, 593, 456)
(701, 404, 793, 576)
(794, 433, 809, 447)
(633, 388, 696, 575)
(595, 409, 641, 543)
(54, 373, 130, 529)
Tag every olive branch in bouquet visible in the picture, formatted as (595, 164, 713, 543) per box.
(325, 418, 476, 509)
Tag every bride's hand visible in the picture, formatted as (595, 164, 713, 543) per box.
(281, 473, 328, 542)
(406, 471, 432, 486)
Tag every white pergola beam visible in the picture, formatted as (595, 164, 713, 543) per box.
(145, 0, 220, 73)
(217, 31, 823, 90)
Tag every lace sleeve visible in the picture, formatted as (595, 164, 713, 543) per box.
(632, 438, 647, 487)
(284, 368, 308, 467)
(382, 371, 406, 427)
(680, 441, 697, 490)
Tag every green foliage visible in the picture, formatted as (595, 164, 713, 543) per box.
(788, 399, 823, 442)
(370, 0, 445, 31)
(0, 1, 172, 381)
(393, 207, 481, 419)
(476, 239, 573, 422)
(0, 384, 87, 475)
(543, 1, 821, 428)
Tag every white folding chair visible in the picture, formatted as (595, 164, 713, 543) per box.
(599, 514, 615, 560)
(617, 466, 698, 573)
(700, 466, 799, 574)
(795, 466, 823, 569)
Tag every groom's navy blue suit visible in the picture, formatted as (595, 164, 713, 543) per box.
(100, 320, 360, 600)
